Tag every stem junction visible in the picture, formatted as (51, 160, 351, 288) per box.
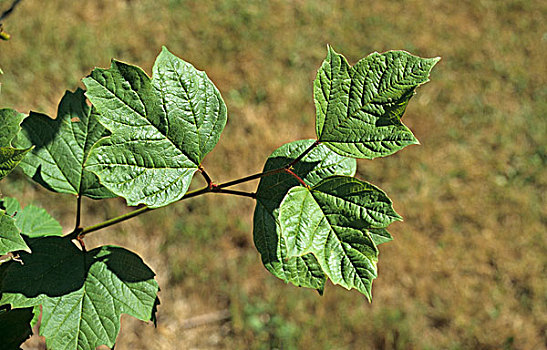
(69, 139, 321, 238)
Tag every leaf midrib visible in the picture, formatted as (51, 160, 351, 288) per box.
(320, 54, 420, 141)
(88, 74, 198, 167)
(309, 190, 377, 289)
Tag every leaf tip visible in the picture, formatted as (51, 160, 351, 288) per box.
(324, 44, 343, 61)
(160, 45, 172, 56)
(425, 56, 441, 74)
(365, 293, 372, 303)
(391, 207, 404, 222)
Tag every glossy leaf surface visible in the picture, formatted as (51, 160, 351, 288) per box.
(0, 237, 159, 350)
(253, 139, 356, 293)
(315, 46, 439, 159)
(1, 197, 63, 238)
(84, 47, 227, 208)
(0, 109, 31, 180)
(0, 212, 29, 255)
(12, 89, 114, 199)
(279, 176, 401, 299)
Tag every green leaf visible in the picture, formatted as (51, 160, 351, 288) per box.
(14, 205, 63, 238)
(253, 207, 326, 292)
(369, 228, 393, 246)
(253, 140, 356, 293)
(0, 148, 31, 181)
(314, 46, 439, 159)
(0, 108, 25, 147)
(84, 46, 227, 208)
(0, 197, 63, 238)
(0, 197, 20, 215)
(278, 176, 401, 299)
(0, 212, 30, 255)
(152, 47, 227, 164)
(0, 306, 38, 350)
(12, 89, 115, 199)
(0, 237, 160, 350)
(0, 109, 32, 181)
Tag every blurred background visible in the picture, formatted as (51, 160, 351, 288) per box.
(1, 0, 545, 349)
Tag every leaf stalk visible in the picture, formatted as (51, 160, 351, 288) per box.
(73, 143, 317, 237)
(75, 195, 82, 230)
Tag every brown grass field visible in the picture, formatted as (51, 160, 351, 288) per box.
(1, 0, 545, 349)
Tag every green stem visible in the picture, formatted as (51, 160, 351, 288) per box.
(79, 204, 152, 236)
(77, 186, 256, 237)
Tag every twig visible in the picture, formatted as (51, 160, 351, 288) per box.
(213, 188, 256, 199)
(75, 195, 82, 230)
(180, 310, 231, 330)
(0, 0, 23, 22)
(198, 165, 214, 189)
(70, 142, 317, 237)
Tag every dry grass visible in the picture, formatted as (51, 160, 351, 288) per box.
(1, 0, 545, 349)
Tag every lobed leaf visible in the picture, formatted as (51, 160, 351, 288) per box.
(0, 147, 31, 181)
(0, 109, 32, 181)
(0, 237, 160, 350)
(369, 228, 393, 246)
(253, 139, 356, 293)
(0, 212, 29, 255)
(0, 196, 20, 214)
(12, 89, 115, 199)
(1, 197, 63, 238)
(84, 46, 227, 208)
(314, 46, 439, 159)
(278, 176, 401, 299)
(0, 108, 25, 147)
(152, 47, 227, 164)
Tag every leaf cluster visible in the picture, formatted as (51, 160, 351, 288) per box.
(0, 45, 438, 349)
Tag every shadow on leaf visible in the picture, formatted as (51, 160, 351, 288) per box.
(0, 236, 157, 300)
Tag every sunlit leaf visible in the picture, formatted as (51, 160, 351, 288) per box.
(278, 176, 401, 299)
(0, 237, 160, 350)
(315, 46, 439, 159)
(0, 212, 29, 255)
(0, 109, 25, 147)
(1, 197, 63, 238)
(253, 139, 356, 293)
(369, 228, 393, 246)
(84, 47, 227, 208)
(12, 89, 115, 198)
(0, 109, 31, 181)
